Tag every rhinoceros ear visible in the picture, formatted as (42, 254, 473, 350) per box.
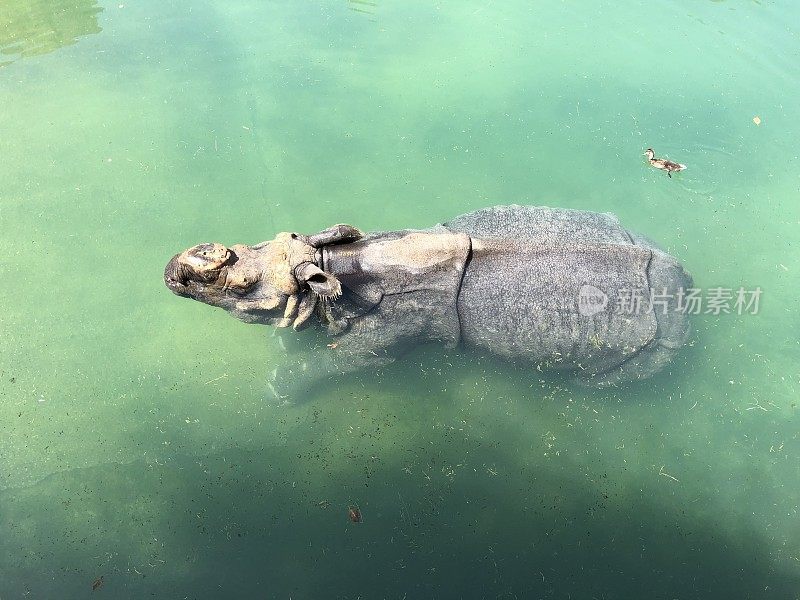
(295, 263, 342, 300)
(306, 224, 362, 248)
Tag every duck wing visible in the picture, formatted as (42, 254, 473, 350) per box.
(665, 159, 687, 171)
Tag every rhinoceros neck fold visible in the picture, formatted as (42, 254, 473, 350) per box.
(321, 230, 472, 347)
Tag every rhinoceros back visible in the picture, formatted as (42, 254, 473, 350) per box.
(444, 205, 692, 386)
(444, 205, 634, 245)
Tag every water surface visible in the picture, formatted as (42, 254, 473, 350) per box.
(1, 0, 799, 597)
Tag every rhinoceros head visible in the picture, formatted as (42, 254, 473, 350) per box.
(164, 226, 359, 329)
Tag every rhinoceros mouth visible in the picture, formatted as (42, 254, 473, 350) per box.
(163, 254, 189, 295)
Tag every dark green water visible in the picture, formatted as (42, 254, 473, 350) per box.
(1, 0, 799, 598)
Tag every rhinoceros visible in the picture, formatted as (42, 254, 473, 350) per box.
(164, 205, 692, 397)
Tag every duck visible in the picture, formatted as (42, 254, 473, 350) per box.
(645, 148, 686, 178)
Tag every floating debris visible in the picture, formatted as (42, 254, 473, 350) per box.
(348, 0, 377, 16)
(753, 116, 761, 126)
(203, 373, 227, 385)
(658, 465, 680, 483)
(92, 576, 104, 591)
(347, 505, 363, 523)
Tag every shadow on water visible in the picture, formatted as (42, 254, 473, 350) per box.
(0, 0, 102, 67)
(1, 338, 797, 599)
(1, 430, 797, 599)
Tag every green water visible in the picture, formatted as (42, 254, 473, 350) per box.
(1, 0, 799, 597)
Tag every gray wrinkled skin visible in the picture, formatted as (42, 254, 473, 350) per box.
(164, 206, 692, 397)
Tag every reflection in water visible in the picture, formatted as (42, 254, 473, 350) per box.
(0, 0, 102, 67)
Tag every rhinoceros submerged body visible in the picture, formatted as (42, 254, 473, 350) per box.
(164, 205, 692, 396)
